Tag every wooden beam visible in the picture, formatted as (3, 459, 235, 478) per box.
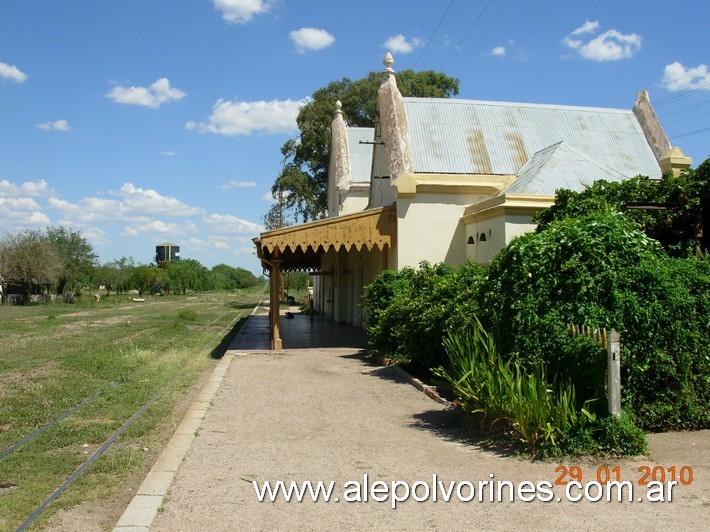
(269, 247, 282, 350)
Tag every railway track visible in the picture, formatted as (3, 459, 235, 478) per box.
(1, 303, 257, 531)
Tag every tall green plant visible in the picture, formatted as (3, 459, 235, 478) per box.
(433, 320, 595, 456)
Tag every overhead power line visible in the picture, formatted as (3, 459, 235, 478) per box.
(659, 98, 710, 119)
(654, 79, 710, 108)
(440, 0, 494, 70)
(412, 0, 456, 70)
(670, 125, 710, 140)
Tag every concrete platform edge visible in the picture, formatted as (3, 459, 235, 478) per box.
(113, 353, 235, 531)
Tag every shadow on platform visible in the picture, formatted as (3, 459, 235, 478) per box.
(229, 312, 368, 351)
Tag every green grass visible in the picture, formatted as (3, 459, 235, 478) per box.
(0, 289, 263, 530)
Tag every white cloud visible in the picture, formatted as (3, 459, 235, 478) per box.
(0, 197, 50, 227)
(662, 62, 710, 92)
(218, 180, 257, 189)
(182, 236, 240, 253)
(487, 46, 506, 57)
(233, 244, 256, 255)
(112, 183, 203, 216)
(186, 97, 307, 136)
(0, 61, 28, 83)
(382, 34, 425, 54)
(106, 78, 186, 108)
(49, 197, 124, 224)
(160, 151, 176, 157)
(28, 211, 51, 224)
(0, 179, 54, 198)
(213, 0, 272, 24)
(289, 28, 335, 53)
(183, 237, 209, 252)
(571, 20, 599, 36)
(38, 119, 72, 132)
(563, 23, 641, 61)
(121, 219, 197, 238)
(202, 213, 263, 235)
(0, 197, 42, 211)
(76, 226, 107, 246)
(48, 182, 202, 226)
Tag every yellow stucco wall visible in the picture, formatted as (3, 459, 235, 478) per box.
(395, 192, 489, 268)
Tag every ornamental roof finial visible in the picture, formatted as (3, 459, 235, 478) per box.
(335, 100, 343, 118)
(383, 52, 394, 73)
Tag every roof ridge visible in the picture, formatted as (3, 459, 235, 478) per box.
(402, 96, 633, 114)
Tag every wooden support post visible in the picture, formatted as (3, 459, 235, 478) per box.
(607, 329, 621, 417)
(269, 248, 282, 350)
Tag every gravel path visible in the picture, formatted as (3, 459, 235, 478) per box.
(146, 346, 708, 531)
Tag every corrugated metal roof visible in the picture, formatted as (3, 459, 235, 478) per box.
(504, 141, 629, 195)
(346, 127, 375, 182)
(402, 97, 662, 179)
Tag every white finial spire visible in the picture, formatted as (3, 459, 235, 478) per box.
(335, 100, 343, 117)
(383, 52, 394, 73)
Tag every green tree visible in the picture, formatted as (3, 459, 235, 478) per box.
(282, 271, 309, 295)
(133, 265, 166, 296)
(263, 175, 293, 230)
(233, 267, 258, 288)
(209, 264, 257, 290)
(166, 259, 208, 294)
(94, 257, 135, 295)
(45, 226, 98, 295)
(272, 69, 459, 223)
(0, 229, 62, 304)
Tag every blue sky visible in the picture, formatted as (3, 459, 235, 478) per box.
(1, 0, 708, 274)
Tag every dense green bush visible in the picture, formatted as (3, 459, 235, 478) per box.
(540, 411, 648, 459)
(362, 261, 485, 372)
(535, 159, 710, 257)
(479, 211, 710, 430)
(362, 161, 710, 445)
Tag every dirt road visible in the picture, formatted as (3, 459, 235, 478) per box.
(148, 347, 708, 531)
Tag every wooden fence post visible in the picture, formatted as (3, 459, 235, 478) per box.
(607, 329, 621, 417)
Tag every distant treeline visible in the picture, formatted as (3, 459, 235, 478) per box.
(0, 226, 262, 303)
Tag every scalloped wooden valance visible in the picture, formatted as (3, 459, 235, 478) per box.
(254, 205, 396, 272)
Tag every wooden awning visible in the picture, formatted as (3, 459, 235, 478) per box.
(253, 205, 396, 272)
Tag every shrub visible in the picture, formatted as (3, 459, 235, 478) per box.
(478, 211, 710, 430)
(362, 261, 485, 372)
(596, 412, 648, 456)
(363, 210, 709, 433)
(362, 267, 417, 361)
(177, 309, 198, 322)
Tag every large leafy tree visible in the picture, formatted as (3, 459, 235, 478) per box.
(45, 226, 98, 294)
(95, 257, 135, 294)
(269, 70, 459, 224)
(0, 229, 62, 303)
(165, 258, 211, 294)
(209, 263, 258, 290)
(132, 265, 167, 296)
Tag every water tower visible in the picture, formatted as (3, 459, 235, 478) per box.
(155, 243, 180, 267)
